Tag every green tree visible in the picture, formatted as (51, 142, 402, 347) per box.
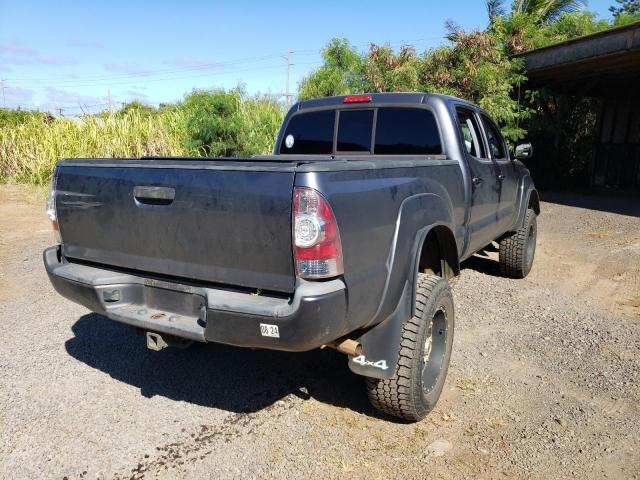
(490, 10, 609, 53)
(299, 30, 529, 140)
(181, 88, 242, 156)
(118, 100, 157, 117)
(298, 38, 365, 100)
(422, 24, 528, 139)
(488, 0, 587, 24)
(487, 0, 507, 21)
(364, 45, 421, 92)
(609, 0, 640, 17)
(0, 108, 50, 128)
(179, 88, 283, 157)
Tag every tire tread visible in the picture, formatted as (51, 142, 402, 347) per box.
(366, 274, 448, 421)
(499, 208, 536, 278)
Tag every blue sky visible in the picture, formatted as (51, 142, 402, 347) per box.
(0, 0, 615, 114)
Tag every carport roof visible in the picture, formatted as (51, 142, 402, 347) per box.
(515, 22, 640, 97)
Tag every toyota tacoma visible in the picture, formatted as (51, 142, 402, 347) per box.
(44, 92, 539, 421)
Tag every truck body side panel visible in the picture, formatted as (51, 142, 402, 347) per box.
(296, 159, 465, 334)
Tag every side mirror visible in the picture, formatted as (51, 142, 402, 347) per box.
(514, 141, 533, 161)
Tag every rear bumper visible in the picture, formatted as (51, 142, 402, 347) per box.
(44, 246, 348, 351)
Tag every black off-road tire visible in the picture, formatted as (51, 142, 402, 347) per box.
(366, 274, 454, 422)
(499, 208, 537, 278)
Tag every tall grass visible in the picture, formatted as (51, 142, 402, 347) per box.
(0, 110, 188, 184)
(0, 91, 284, 185)
(235, 98, 285, 156)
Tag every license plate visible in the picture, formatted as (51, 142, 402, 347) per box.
(260, 323, 280, 338)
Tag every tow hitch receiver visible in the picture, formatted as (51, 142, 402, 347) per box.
(146, 331, 193, 351)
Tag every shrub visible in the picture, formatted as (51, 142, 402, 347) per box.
(299, 30, 529, 141)
(0, 89, 284, 185)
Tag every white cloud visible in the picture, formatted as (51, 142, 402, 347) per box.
(0, 42, 36, 55)
(67, 39, 105, 49)
(2, 85, 35, 109)
(125, 89, 151, 102)
(0, 41, 76, 66)
(167, 56, 223, 69)
(102, 62, 149, 75)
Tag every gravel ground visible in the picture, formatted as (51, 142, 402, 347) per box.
(0, 185, 638, 479)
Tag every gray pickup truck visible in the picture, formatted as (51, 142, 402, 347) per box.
(44, 92, 538, 421)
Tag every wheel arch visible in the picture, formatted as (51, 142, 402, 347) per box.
(513, 175, 540, 231)
(415, 224, 460, 281)
(528, 189, 540, 215)
(349, 219, 459, 381)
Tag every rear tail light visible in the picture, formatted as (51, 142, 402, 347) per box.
(46, 174, 61, 244)
(293, 187, 343, 279)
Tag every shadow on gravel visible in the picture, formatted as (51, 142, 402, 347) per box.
(541, 191, 640, 217)
(460, 255, 500, 276)
(460, 244, 502, 276)
(66, 313, 373, 416)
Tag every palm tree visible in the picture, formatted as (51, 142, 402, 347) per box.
(487, 0, 587, 23)
(487, 0, 507, 20)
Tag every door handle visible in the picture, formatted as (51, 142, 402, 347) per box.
(472, 177, 483, 185)
(133, 186, 175, 205)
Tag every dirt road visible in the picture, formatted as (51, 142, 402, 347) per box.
(0, 185, 638, 479)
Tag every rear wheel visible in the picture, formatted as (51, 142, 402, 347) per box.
(499, 208, 537, 278)
(366, 273, 454, 422)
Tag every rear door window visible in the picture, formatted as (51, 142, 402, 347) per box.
(280, 110, 335, 154)
(337, 109, 374, 152)
(456, 108, 486, 159)
(374, 108, 441, 155)
(480, 114, 507, 160)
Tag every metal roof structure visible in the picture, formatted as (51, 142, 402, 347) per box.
(516, 22, 640, 97)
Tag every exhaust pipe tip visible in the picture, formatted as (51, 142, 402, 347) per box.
(146, 331, 168, 351)
(146, 331, 194, 351)
(333, 339, 362, 357)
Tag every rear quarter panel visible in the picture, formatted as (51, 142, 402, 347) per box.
(296, 159, 465, 332)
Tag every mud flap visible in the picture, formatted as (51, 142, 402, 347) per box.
(348, 281, 412, 379)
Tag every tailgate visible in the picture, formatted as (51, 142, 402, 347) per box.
(55, 160, 297, 293)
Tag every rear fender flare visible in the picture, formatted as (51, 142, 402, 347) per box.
(514, 175, 540, 230)
(348, 193, 456, 379)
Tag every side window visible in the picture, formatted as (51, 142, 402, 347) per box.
(456, 108, 486, 159)
(481, 115, 507, 160)
(337, 109, 374, 152)
(279, 110, 335, 154)
(374, 108, 442, 155)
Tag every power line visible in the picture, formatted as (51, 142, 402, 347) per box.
(5, 36, 449, 112)
(6, 52, 320, 86)
(5, 36, 444, 87)
(13, 61, 321, 89)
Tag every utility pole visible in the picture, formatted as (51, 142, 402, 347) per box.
(283, 50, 293, 109)
(0, 79, 6, 109)
(108, 89, 112, 112)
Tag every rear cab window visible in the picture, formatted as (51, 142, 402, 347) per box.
(280, 106, 442, 156)
(375, 108, 441, 155)
(279, 110, 335, 154)
(337, 109, 374, 152)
